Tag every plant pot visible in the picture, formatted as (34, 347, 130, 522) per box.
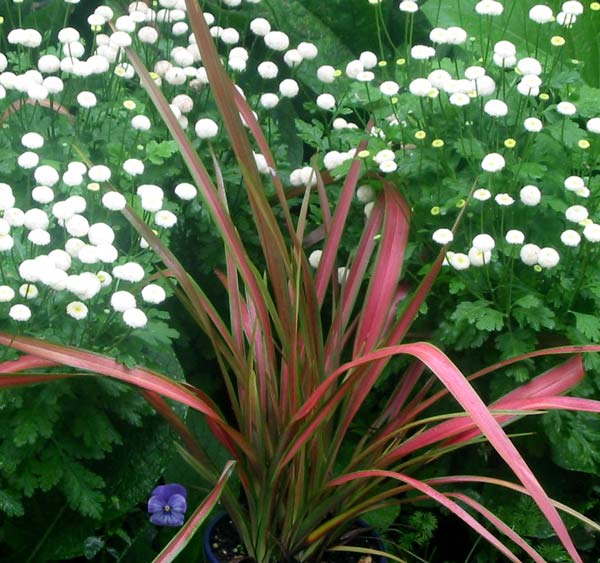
(204, 512, 388, 563)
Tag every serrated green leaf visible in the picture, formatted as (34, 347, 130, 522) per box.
(572, 312, 600, 341)
(451, 301, 504, 332)
(0, 489, 24, 517)
(146, 140, 179, 165)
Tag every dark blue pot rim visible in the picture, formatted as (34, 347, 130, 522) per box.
(203, 512, 388, 563)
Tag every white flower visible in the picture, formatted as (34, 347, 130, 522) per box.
(587, 118, 600, 134)
(565, 205, 588, 223)
(446, 26, 468, 44)
(123, 158, 144, 175)
(0, 286, 15, 302)
(194, 118, 219, 139)
(123, 308, 147, 328)
(137, 184, 163, 199)
(484, 99, 508, 117)
(473, 75, 496, 96)
(379, 161, 397, 173)
(345, 59, 364, 79)
(9, 304, 31, 321)
(410, 45, 435, 60)
(172, 94, 193, 114)
(97, 271, 112, 287)
(495, 193, 515, 206)
(472, 233, 495, 251)
(21, 132, 44, 149)
(517, 57, 543, 76)
(432, 228, 454, 245)
(28, 229, 50, 246)
(561, 229, 581, 247)
(49, 249, 71, 271)
(250, 17, 271, 36)
(264, 31, 289, 51)
(317, 65, 336, 84)
(356, 185, 375, 203)
(481, 153, 505, 173)
(58, 27, 80, 43)
(65, 214, 90, 237)
(475, 0, 504, 16)
(356, 71, 375, 83)
(102, 191, 127, 210)
(88, 165, 111, 182)
(19, 283, 38, 299)
(449, 93, 470, 106)
(584, 224, 600, 242)
(17, 151, 39, 169)
(427, 69, 451, 90)
(316, 93, 335, 110)
(260, 93, 279, 109)
(111, 290, 136, 311)
(174, 182, 197, 200)
(429, 27, 448, 44)
(557, 101, 576, 115)
(65, 238, 85, 258)
(562, 1, 584, 15)
(141, 283, 166, 304)
(43, 76, 63, 94)
(448, 252, 470, 270)
(62, 170, 83, 186)
(529, 5, 553, 23)
(380, 81, 399, 96)
(155, 210, 177, 228)
(34, 165, 59, 187)
(520, 185, 541, 206)
(506, 230, 525, 244)
(4, 208, 23, 225)
(96, 243, 118, 263)
(524, 117, 543, 132)
(0, 234, 14, 251)
(399, 1, 419, 12)
(468, 247, 492, 266)
(493, 54, 517, 68)
(409, 78, 433, 97)
(257, 61, 278, 79)
(165, 66, 186, 85)
(138, 26, 159, 43)
(517, 74, 542, 96)
(373, 149, 395, 164)
(337, 267, 350, 284)
(279, 78, 299, 97)
(110, 31, 132, 48)
(31, 186, 54, 204)
(283, 49, 303, 68)
(520, 243, 540, 265)
(88, 223, 115, 245)
(538, 247, 560, 268)
(113, 262, 145, 282)
(308, 250, 322, 269)
(131, 114, 151, 130)
(69, 162, 87, 176)
(67, 301, 88, 320)
(564, 175, 585, 191)
(24, 208, 49, 230)
(296, 41, 319, 61)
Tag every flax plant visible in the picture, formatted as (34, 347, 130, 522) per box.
(3, 1, 600, 562)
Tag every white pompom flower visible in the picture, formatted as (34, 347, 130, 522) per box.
(481, 153, 505, 173)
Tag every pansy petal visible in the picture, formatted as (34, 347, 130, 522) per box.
(168, 493, 187, 513)
(148, 495, 165, 514)
(150, 483, 187, 500)
(151, 511, 185, 527)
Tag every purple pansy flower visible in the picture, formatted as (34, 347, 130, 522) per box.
(148, 483, 188, 526)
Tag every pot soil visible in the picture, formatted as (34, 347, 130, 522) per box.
(204, 513, 387, 563)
